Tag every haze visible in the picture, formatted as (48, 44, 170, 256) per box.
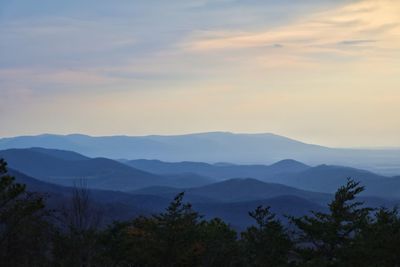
(1, 0, 399, 147)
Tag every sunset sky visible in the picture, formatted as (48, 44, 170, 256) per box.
(1, 0, 399, 147)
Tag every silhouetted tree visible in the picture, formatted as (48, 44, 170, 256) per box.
(291, 179, 371, 266)
(4, 156, 400, 267)
(0, 159, 52, 266)
(125, 192, 203, 266)
(349, 207, 400, 266)
(241, 205, 293, 267)
(97, 221, 134, 267)
(199, 218, 239, 267)
(53, 180, 103, 267)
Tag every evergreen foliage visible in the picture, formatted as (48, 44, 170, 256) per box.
(1, 159, 400, 267)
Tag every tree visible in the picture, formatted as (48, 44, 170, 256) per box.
(52, 180, 103, 267)
(97, 221, 135, 267)
(291, 179, 371, 266)
(0, 159, 52, 266)
(199, 218, 239, 267)
(241, 205, 293, 267)
(350, 207, 400, 267)
(130, 192, 204, 266)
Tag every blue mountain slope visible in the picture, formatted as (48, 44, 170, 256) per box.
(8, 169, 325, 229)
(0, 148, 214, 190)
(275, 164, 400, 198)
(126, 158, 310, 180)
(128, 158, 400, 199)
(132, 178, 331, 205)
(1, 132, 399, 175)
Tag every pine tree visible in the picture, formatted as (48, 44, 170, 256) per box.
(0, 159, 52, 266)
(291, 179, 371, 266)
(241, 205, 293, 267)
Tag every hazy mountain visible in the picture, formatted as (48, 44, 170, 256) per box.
(2, 147, 400, 199)
(1, 132, 399, 175)
(22, 175, 324, 230)
(8, 169, 324, 229)
(126, 158, 309, 181)
(29, 147, 90, 160)
(276, 164, 400, 198)
(8, 165, 399, 229)
(9, 169, 171, 223)
(128, 158, 400, 199)
(193, 196, 326, 230)
(132, 178, 331, 204)
(0, 148, 214, 191)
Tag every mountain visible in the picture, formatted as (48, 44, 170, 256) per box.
(8, 167, 398, 230)
(125, 159, 310, 181)
(276, 164, 400, 198)
(0, 148, 213, 191)
(28, 147, 90, 160)
(7, 169, 324, 229)
(128, 158, 400, 199)
(132, 178, 331, 205)
(1, 132, 399, 175)
(9, 169, 171, 223)
(193, 196, 326, 230)
(187, 178, 328, 203)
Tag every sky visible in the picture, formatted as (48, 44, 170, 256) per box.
(0, 0, 399, 147)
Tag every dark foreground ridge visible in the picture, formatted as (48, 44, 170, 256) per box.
(1, 158, 400, 267)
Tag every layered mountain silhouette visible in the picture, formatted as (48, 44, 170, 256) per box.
(128, 158, 400, 198)
(125, 159, 310, 180)
(2, 147, 400, 198)
(131, 178, 330, 204)
(2, 146, 399, 229)
(8, 168, 326, 229)
(0, 148, 213, 190)
(1, 132, 400, 175)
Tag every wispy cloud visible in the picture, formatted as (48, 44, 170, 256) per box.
(182, 0, 400, 65)
(337, 39, 376, 46)
(1, 0, 400, 146)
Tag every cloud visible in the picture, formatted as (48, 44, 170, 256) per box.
(337, 39, 376, 46)
(1, 0, 400, 146)
(182, 0, 400, 65)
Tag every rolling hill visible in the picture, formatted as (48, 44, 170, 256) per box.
(125, 158, 310, 180)
(276, 164, 400, 198)
(128, 158, 400, 199)
(7, 169, 325, 229)
(0, 148, 213, 190)
(132, 178, 330, 204)
(1, 132, 400, 175)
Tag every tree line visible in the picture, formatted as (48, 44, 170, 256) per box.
(1, 158, 400, 267)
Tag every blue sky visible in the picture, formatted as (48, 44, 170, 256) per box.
(0, 0, 399, 147)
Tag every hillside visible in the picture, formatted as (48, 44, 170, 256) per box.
(0, 148, 213, 190)
(8, 169, 325, 229)
(277, 164, 400, 198)
(1, 132, 400, 175)
(126, 158, 310, 180)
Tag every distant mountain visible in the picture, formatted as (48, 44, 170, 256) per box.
(1, 132, 400, 175)
(0, 148, 214, 191)
(193, 196, 326, 230)
(2, 147, 400, 199)
(132, 178, 331, 205)
(125, 158, 310, 181)
(7, 169, 324, 229)
(276, 164, 400, 198)
(128, 158, 400, 199)
(8, 167, 398, 230)
(29, 147, 90, 160)
(9, 169, 171, 224)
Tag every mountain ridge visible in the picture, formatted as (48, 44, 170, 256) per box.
(1, 132, 399, 175)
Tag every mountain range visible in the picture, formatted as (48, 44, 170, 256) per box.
(1, 146, 399, 229)
(1, 132, 400, 175)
